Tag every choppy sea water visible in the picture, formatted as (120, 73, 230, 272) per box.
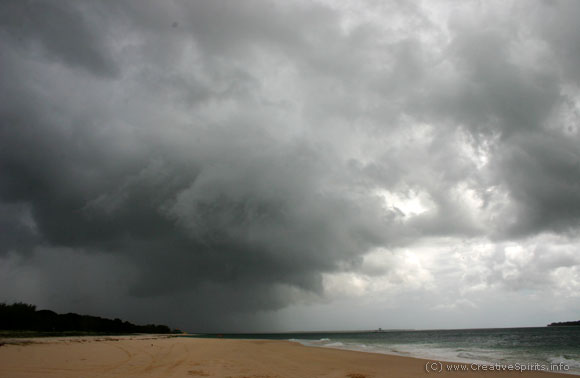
(190, 327, 580, 374)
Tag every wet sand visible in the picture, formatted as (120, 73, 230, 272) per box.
(0, 335, 566, 377)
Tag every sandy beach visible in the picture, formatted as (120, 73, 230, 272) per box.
(0, 335, 567, 378)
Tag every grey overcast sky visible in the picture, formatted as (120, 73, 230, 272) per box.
(1, 0, 579, 332)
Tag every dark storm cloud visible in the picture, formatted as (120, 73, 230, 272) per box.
(0, 0, 394, 331)
(533, 0, 580, 84)
(0, 0, 117, 77)
(0, 202, 39, 255)
(491, 132, 580, 237)
(1, 0, 580, 331)
(379, 1, 580, 239)
(436, 2, 580, 238)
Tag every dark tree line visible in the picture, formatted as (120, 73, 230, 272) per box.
(548, 320, 580, 327)
(0, 302, 179, 334)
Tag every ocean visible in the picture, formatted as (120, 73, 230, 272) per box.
(190, 327, 580, 374)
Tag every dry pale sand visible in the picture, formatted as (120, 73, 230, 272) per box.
(0, 335, 566, 378)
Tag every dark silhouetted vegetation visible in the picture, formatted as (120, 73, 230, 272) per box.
(548, 320, 580, 327)
(0, 302, 180, 335)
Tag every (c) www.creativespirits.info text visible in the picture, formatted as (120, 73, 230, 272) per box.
(425, 361, 570, 373)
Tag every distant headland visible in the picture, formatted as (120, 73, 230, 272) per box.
(0, 302, 180, 336)
(547, 320, 580, 327)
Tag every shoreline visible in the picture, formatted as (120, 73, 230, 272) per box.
(285, 338, 577, 373)
(0, 335, 572, 377)
(182, 331, 580, 375)
(284, 339, 577, 376)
